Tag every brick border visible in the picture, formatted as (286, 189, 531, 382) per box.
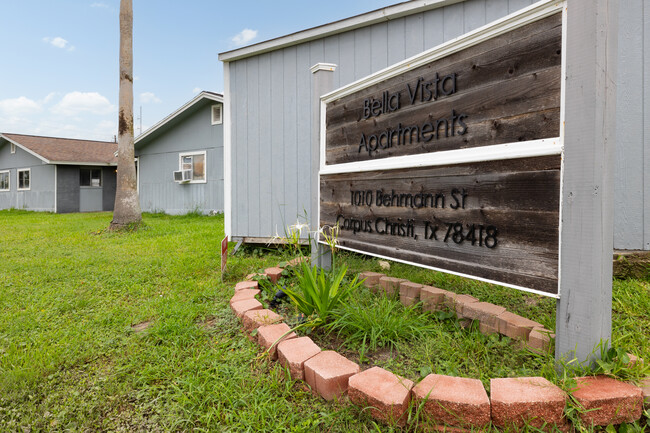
(228, 265, 648, 430)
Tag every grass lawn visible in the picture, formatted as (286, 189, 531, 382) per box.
(0, 210, 648, 432)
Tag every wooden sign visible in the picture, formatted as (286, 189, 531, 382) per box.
(319, 2, 564, 296)
(325, 12, 561, 166)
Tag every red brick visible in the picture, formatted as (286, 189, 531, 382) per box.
(420, 286, 449, 312)
(348, 366, 414, 426)
(571, 375, 644, 426)
(461, 302, 506, 328)
(264, 267, 284, 283)
(479, 322, 498, 335)
(400, 296, 418, 307)
(527, 327, 554, 353)
(303, 351, 360, 401)
(640, 377, 650, 407)
(229, 288, 260, 306)
(257, 323, 297, 360)
(412, 374, 490, 428)
(286, 256, 309, 267)
(359, 271, 385, 292)
(242, 309, 283, 332)
(627, 353, 643, 368)
(277, 336, 321, 380)
(230, 298, 263, 318)
(379, 277, 405, 297)
(235, 280, 259, 291)
(496, 311, 543, 340)
(244, 273, 265, 281)
(400, 281, 422, 299)
(443, 293, 479, 317)
(491, 377, 566, 431)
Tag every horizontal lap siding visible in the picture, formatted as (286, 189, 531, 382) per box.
(615, 0, 650, 250)
(228, 0, 543, 240)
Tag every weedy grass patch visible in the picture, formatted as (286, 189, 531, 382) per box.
(0, 210, 648, 432)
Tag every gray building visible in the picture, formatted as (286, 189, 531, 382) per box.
(134, 91, 224, 215)
(0, 133, 117, 213)
(219, 0, 650, 251)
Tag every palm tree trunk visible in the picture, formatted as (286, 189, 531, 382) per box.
(111, 0, 141, 229)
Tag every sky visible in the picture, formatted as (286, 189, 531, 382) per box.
(0, 0, 399, 142)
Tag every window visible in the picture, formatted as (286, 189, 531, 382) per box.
(17, 168, 30, 190)
(0, 171, 9, 191)
(211, 104, 222, 125)
(10, 143, 16, 154)
(80, 168, 102, 187)
(179, 151, 206, 183)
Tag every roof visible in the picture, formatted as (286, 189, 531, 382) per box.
(218, 0, 463, 62)
(135, 91, 223, 146)
(0, 133, 118, 165)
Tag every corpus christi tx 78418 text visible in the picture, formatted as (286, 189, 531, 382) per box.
(336, 188, 499, 250)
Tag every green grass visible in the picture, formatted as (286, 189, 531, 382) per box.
(0, 210, 648, 432)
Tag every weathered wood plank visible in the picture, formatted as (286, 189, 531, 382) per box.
(320, 156, 561, 294)
(325, 12, 561, 165)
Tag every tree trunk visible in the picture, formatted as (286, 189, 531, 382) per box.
(110, 0, 141, 229)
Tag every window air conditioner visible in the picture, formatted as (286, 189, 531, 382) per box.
(173, 169, 193, 183)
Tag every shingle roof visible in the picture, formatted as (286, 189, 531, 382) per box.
(1, 133, 118, 165)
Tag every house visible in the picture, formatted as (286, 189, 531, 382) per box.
(218, 0, 650, 252)
(134, 91, 224, 215)
(0, 133, 117, 213)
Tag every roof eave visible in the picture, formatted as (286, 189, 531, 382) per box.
(218, 0, 464, 62)
(135, 91, 223, 146)
(0, 134, 51, 164)
(51, 161, 118, 166)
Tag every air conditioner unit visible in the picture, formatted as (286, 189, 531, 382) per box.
(173, 169, 192, 183)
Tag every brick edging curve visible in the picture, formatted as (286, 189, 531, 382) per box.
(228, 261, 650, 431)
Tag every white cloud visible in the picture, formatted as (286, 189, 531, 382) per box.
(91, 2, 109, 8)
(51, 91, 115, 116)
(0, 96, 43, 116)
(140, 92, 161, 104)
(231, 28, 258, 46)
(192, 87, 202, 94)
(42, 92, 58, 105)
(43, 36, 75, 51)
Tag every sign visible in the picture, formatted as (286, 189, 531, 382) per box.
(221, 235, 229, 275)
(319, 4, 564, 296)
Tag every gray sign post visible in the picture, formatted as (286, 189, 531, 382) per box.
(555, 0, 618, 363)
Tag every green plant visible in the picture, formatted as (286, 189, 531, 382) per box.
(329, 292, 439, 351)
(281, 260, 362, 329)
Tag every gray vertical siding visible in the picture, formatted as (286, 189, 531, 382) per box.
(227, 0, 537, 241)
(0, 141, 55, 212)
(228, 0, 650, 250)
(135, 102, 224, 215)
(615, 0, 650, 250)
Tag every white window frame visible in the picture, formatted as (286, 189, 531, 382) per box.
(178, 151, 207, 184)
(211, 104, 223, 125)
(0, 170, 9, 191)
(10, 143, 16, 154)
(17, 168, 30, 191)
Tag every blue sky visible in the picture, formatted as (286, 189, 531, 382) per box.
(0, 1, 397, 142)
